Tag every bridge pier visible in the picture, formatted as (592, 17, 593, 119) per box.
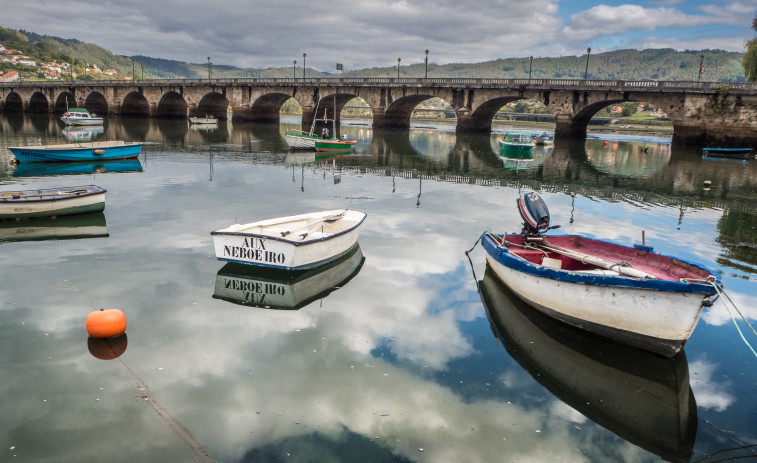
(372, 108, 410, 129)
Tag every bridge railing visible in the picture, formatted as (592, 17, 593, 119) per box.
(3, 77, 757, 93)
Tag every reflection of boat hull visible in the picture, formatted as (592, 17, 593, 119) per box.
(0, 185, 106, 219)
(0, 212, 108, 241)
(189, 117, 218, 125)
(13, 160, 143, 177)
(214, 244, 365, 309)
(702, 147, 752, 159)
(479, 269, 697, 462)
(9, 141, 142, 162)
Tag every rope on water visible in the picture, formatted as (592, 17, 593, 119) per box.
(684, 279, 757, 360)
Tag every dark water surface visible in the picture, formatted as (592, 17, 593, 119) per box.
(1, 114, 756, 462)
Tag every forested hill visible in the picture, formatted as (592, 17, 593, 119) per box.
(0, 25, 746, 82)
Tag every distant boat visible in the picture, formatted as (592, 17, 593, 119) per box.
(499, 132, 535, 156)
(213, 244, 365, 310)
(13, 159, 143, 177)
(481, 191, 720, 358)
(702, 147, 752, 160)
(0, 185, 106, 219)
(9, 141, 143, 162)
(189, 116, 218, 125)
(479, 269, 697, 462)
(532, 132, 554, 145)
(60, 108, 103, 126)
(0, 212, 108, 242)
(211, 209, 367, 270)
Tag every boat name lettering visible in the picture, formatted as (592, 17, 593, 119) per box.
(223, 278, 285, 298)
(223, 245, 285, 264)
(241, 237, 266, 250)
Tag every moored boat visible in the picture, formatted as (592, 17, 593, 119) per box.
(532, 132, 554, 145)
(9, 141, 143, 162)
(480, 192, 720, 358)
(0, 185, 106, 219)
(702, 147, 753, 160)
(211, 209, 367, 270)
(314, 137, 357, 153)
(213, 244, 365, 309)
(499, 132, 535, 156)
(189, 116, 218, 125)
(479, 268, 697, 462)
(60, 108, 103, 126)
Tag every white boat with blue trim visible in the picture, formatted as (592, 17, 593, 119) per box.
(211, 209, 367, 271)
(9, 141, 143, 163)
(60, 108, 103, 126)
(0, 185, 106, 219)
(481, 192, 720, 358)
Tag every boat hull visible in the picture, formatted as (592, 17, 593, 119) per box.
(189, 117, 218, 125)
(498, 142, 534, 157)
(285, 132, 319, 149)
(0, 185, 106, 219)
(315, 140, 357, 152)
(9, 141, 143, 162)
(211, 210, 367, 270)
(61, 117, 104, 126)
(482, 233, 717, 358)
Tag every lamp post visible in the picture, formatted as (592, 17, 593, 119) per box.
(698, 55, 704, 81)
(529, 56, 533, 80)
(424, 49, 429, 78)
(131, 59, 135, 80)
(207, 57, 211, 80)
(584, 47, 591, 80)
(141, 64, 144, 80)
(293, 60, 297, 79)
(303, 53, 307, 79)
(397, 57, 401, 78)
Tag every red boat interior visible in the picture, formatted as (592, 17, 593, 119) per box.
(498, 233, 713, 281)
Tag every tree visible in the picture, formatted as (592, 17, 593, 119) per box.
(743, 16, 757, 81)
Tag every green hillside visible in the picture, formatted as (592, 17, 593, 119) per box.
(0, 25, 747, 82)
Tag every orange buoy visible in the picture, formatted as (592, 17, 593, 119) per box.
(86, 308, 127, 338)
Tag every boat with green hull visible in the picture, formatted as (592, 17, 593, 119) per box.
(499, 132, 535, 157)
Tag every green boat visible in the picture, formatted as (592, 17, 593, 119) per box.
(499, 132, 535, 157)
(314, 138, 357, 153)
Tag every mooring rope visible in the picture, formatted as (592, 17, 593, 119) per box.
(683, 278, 757, 360)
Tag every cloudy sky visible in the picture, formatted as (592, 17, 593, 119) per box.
(4, 0, 757, 71)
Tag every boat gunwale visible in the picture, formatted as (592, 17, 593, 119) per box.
(8, 141, 142, 152)
(481, 233, 718, 295)
(211, 211, 367, 247)
(0, 185, 107, 203)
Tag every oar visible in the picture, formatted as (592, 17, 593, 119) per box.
(280, 211, 346, 237)
(538, 242, 657, 279)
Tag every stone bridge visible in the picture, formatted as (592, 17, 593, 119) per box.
(2, 77, 757, 147)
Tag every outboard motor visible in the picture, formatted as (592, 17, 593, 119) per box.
(517, 192, 558, 239)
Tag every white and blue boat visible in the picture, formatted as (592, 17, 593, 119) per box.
(481, 192, 720, 358)
(9, 141, 143, 163)
(0, 185, 106, 219)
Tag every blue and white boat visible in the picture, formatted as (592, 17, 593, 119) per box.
(9, 141, 143, 163)
(60, 108, 103, 126)
(480, 192, 720, 358)
(0, 185, 106, 219)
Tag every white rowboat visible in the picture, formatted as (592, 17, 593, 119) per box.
(211, 209, 367, 270)
(0, 185, 106, 219)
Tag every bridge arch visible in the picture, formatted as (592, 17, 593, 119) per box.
(157, 91, 188, 118)
(55, 92, 76, 113)
(84, 92, 108, 116)
(28, 92, 49, 113)
(195, 92, 229, 120)
(4, 92, 22, 112)
(249, 92, 293, 123)
(122, 91, 150, 117)
(378, 94, 452, 129)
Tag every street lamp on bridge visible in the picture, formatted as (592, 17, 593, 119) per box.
(425, 49, 429, 79)
(397, 57, 401, 78)
(584, 47, 591, 80)
(698, 55, 704, 81)
(293, 60, 297, 79)
(303, 53, 307, 79)
(529, 56, 533, 80)
(131, 59, 135, 81)
(207, 57, 211, 80)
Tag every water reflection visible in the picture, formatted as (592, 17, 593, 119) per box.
(87, 334, 128, 360)
(0, 212, 108, 242)
(13, 160, 143, 177)
(62, 126, 105, 143)
(213, 245, 365, 310)
(479, 268, 697, 462)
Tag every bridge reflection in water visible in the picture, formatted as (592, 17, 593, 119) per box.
(1, 113, 755, 271)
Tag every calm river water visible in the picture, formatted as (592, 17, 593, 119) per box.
(1, 114, 756, 462)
